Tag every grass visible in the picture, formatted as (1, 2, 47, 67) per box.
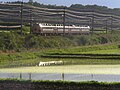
(1, 57, 120, 68)
(44, 44, 119, 55)
(0, 44, 120, 68)
(82, 49, 120, 54)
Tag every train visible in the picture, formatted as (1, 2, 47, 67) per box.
(31, 23, 90, 35)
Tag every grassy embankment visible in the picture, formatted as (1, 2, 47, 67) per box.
(0, 30, 120, 68)
(0, 44, 120, 68)
(0, 79, 120, 90)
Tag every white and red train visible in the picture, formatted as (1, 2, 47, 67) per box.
(32, 23, 90, 35)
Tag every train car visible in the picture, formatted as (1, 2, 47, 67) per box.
(32, 23, 90, 35)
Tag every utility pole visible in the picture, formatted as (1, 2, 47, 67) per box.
(110, 16, 113, 34)
(105, 19, 108, 34)
(30, 9, 32, 34)
(29, 1, 33, 34)
(63, 7, 66, 36)
(91, 11, 94, 34)
(20, 0, 23, 35)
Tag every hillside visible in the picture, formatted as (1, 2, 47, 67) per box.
(0, 31, 120, 52)
(1, 1, 120, 52)
(8, 1, 120, 16)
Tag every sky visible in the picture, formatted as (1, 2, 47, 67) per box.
(1, 0, 120, 8)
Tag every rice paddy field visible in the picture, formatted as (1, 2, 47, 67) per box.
(1, 65, 120, 82)
(1, 44, 120, 68)
(0, 65, 120, 74)
(1, 44, 120, 82)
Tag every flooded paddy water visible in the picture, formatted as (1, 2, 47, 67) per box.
(0, 73, 120, 82)
(0, 65, 120, 82)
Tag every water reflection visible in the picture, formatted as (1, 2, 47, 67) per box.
(0, 73, 120, 82)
